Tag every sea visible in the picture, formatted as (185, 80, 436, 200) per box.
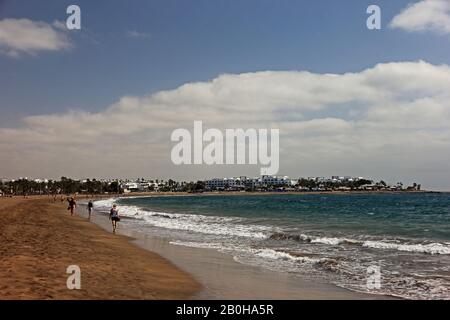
(94, 192, 450, 299)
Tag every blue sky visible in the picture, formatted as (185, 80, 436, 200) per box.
(1, 0, 450, 189)
(1, 0, 449, 126)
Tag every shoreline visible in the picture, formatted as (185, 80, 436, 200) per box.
(0, 189, 444, 202)
(84, 199, 397, 300)
(0, 197, 200, 299)
(0, 194, 403, 300)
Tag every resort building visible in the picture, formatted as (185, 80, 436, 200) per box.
(121, 182, 144, 193)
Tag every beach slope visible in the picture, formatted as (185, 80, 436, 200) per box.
(0, 197, 200, 299)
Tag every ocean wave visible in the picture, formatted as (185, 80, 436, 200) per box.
(101, 203, 273, 239)
(269, 232, 362, 245)
(93, 198, 117, 210)
(170, 240, 337, 267)
(170, 241, 449, 299)
(269, 232, 311, 242)
(268, 232, 450, 255)
(94, 197, 450, 300)
(362, 241, 450, 255)
(141, 214, 270, 239)
(96, 201, 450, 255)
(311, 237, 345, 245)
(250, 248, 333, 265)
(337, 271, 450, 300)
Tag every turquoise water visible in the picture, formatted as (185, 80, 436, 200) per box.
(120, 193, 450, 240)
(95, 193, 450, 299)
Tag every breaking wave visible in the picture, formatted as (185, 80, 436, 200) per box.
(268, 232, 450, 255)
(95, 199, 450, 255)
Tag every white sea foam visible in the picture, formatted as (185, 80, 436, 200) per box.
(141, 213, 269, 239)
(310, 236, 450, 255)
(107, 203, 272, 239)
(170, 241, 327, 265)
(311, 237, 345, 245)
(273, 231, 450, 255)
(362, 240, 450, 255)
(93, 198, 117, 210)
(251, 248, 325, 264)
(93, 198, 143, 217)
(169, 241, 227, 250)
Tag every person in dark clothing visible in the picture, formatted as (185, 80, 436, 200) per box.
(87, 200, 94, 220)
(67, 197, 76, 216)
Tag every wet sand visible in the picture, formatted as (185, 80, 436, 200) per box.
(0, 196, 200, 299)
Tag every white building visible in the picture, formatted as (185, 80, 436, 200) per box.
(204, 175, 301, 190)
(261, 175, 290, 186)
(121, 182, 144, 192)
(204, 178, 241, 189)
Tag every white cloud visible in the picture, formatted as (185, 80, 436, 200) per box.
(390, 0, 450, 34)
(0, 18, 72, 56)
(1, 61, 450, 189)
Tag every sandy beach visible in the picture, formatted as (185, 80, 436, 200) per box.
(2, 0, 449, 304)
(0, 196, 200, 299)
(0, 194, 398, 300)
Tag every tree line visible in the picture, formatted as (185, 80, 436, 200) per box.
(0, 177, 120, 196)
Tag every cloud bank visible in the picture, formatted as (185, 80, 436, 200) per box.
(390, 0, 450, 35)
(1, 61, 449, 189)
(0, 18, 71, 57)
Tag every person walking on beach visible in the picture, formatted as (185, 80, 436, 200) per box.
(87, 200, 94, 220)
(109, 204, 120, 234)
(67, 197, 77, 216)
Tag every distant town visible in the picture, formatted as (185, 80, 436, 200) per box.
(0, 175, 423, 196)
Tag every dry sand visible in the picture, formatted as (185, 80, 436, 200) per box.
(0, 196, 200, 299)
